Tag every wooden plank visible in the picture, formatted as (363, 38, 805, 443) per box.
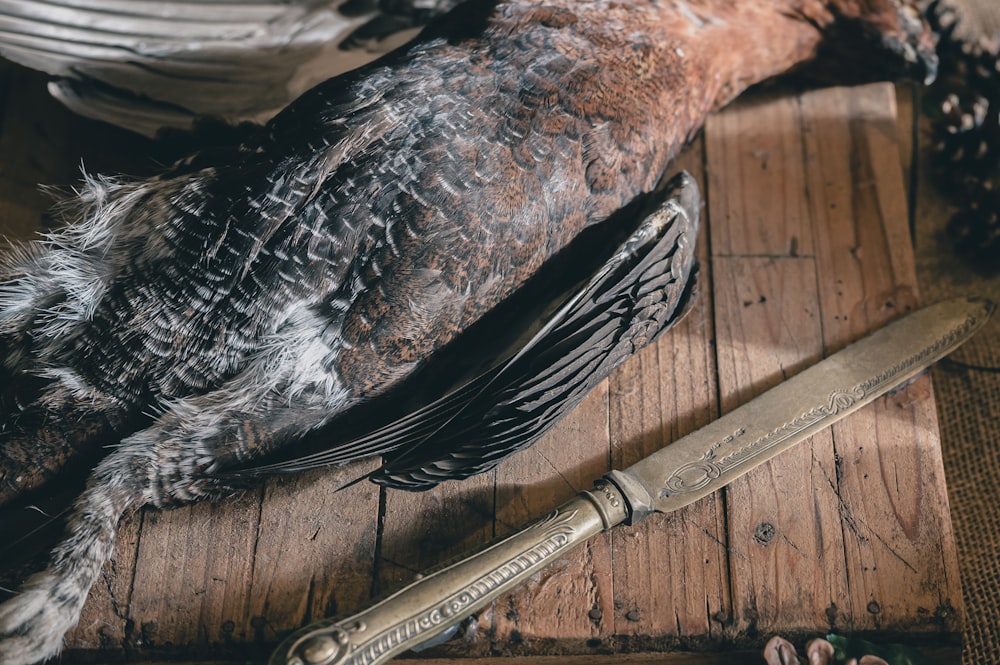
(124, 427, 383, 652)
(489, 382, 614, 654)
(377, 472, 496, 658)
(65, 511, 142, 651)
(712, 256, 850, 636)
(801, 87, 919, 346)
(799, 84, 963, 637)
(705, 91, 813, 258)
(607, 142, 733, 647)
(378, 475, 495, 592)
(244, 460, 381, 642)
(121, 642, 963, 665)
(705, 91, 851, 638)
(127, 494, 261, 650)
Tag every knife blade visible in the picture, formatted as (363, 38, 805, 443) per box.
(270, 296, 994, 665)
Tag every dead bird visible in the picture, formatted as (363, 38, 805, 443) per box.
(0, 1, 935, 663)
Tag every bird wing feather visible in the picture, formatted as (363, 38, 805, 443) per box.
(224, 172, 700, 489)
(375, 175, 700, 489)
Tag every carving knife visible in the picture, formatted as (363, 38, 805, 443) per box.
(271, 296, 994, 665)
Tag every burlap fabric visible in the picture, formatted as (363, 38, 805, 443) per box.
(916, 233, 1000, 665)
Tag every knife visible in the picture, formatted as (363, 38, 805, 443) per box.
(270, 296, 994, 665)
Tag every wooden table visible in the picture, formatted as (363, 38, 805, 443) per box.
(0, 70, 961, 663)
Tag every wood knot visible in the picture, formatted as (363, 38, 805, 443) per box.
(754, 522, 776, 545)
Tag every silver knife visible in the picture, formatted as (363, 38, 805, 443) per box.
(271, 296, 994, 665)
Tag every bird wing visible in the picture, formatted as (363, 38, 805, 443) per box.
(0, 0, 456, 134)
(225, 172, 700, 490)
(375, 173, 701, 489)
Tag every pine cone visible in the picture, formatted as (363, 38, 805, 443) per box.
(931, 92, 1000, 196)
(925, 0, 1000, 272)
(947, 183, 1000, 273)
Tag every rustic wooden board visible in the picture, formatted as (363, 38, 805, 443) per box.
(706, 91, 849, 638)
(607, 144, 731, 650)
(0, 71, 961, 663)
(799, 86, 961, 635)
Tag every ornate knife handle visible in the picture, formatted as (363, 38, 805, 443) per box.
(270, 479, 632, 665)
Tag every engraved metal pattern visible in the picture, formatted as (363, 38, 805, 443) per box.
(591, 480, 623, 510)
(348, 509, 579, 665)
(661, 307, 985, 497)
(273, 495, 613, 665)
(584, 478, 629, 525)
(662, 428, 746, 493)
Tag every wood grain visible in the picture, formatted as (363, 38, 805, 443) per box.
(246, 461, 381, 640)
(377, 471, 496, 658)
(705, 92, 813, 259)
(608, 142, 733, 648)
(490, 380, 615, 653)
(705, 91, 851, 638)
(800, 85, 962, 636)
(128, 494, 260, 649)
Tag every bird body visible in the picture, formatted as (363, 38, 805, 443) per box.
(0, 1, 936, 663)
